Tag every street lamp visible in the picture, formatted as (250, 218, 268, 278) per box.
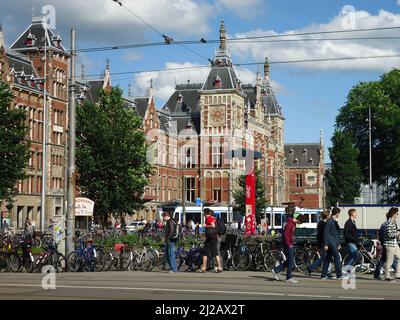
(368, 106, 373, 204)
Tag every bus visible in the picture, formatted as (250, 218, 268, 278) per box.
(265, 207, 322, 231)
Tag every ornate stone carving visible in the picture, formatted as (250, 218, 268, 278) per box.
(208, 105, 226, 127)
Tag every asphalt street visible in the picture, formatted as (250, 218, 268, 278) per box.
(0, 271, 398, 300)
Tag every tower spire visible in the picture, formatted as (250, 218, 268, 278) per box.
(219, 20, 226, 51)
(81, 64, 85, 80)
(256, 67, 261, 83)
(264, 57, 270, 81)
(103, 59, 111, 90)
(0, 22, 4, 49)
(320, 129, 324, 147)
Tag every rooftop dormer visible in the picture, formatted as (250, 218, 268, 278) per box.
(25, 30, 36, 47)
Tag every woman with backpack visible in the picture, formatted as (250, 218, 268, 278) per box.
(198, 208, 222, 273)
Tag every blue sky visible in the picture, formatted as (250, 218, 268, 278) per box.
(2, 0, 400, 161)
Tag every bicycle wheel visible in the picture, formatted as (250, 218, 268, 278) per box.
(66, 251, 83, 272)
(154, 252, 167, 272)
(220, 249, 231, 270)
(142, 248, 157, 272)
(119, 250, 132, 271)
(342, 251, 366, 273)
(0, 256, 8, 272)
(103, 252, 114, 271)
(33, 238, 42, 248)
(310, 251, 323, 273)
(294, 249, 311, 273)
(23, 254, 35, 273)
(232, 246, 252, 271)
(175, 250, 186, 272)
(190, 248, 203, 271)
(50, 253, 66, 273)
(264, 250, 285, 272)
(6, 252, 21, 273)
(206, 253, 215, 271)
(94, 248, 106, 272)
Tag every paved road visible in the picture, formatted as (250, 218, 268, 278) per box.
(0, 271, 398, 300)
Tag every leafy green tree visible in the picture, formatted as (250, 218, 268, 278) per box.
(336, 69, 400, 202)
(327, 130, 362, 205)
(0, 82, 30, 207)
(76, 87, 153, 221)
(233, 167, 268, 224)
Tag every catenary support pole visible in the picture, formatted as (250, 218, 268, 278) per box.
(368, 106, 373, 204)
(40, 21, 48, 232)
(66, 29, 76, 255)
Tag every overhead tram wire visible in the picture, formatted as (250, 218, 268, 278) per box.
(79, 54, 400, 79)
(75, 36, 400, 53)
(111, 0, 211, 62)
(75, 25, 400, 53)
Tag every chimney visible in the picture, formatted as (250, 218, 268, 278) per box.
(264, 57, 270, 81)
(219, 20, 226, 51)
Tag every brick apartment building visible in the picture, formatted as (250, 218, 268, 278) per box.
(284, 138, 326, 209)
(0, 17, 69, 229)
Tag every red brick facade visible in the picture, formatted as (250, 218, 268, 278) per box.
(0, 18, 69, 229)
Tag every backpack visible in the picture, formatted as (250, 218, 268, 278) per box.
(169, 219, 181, 240)
(215, 217, 226, 236)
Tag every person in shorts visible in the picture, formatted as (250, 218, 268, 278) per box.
(198, 208, 222, 273)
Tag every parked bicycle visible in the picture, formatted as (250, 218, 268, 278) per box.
(66, 235, 105, 272)
(342, 238, 381, 274)
(33, 239, 66, 273)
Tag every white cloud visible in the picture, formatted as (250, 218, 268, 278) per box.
(122, 51, 143, 62)
(130, 62, 286, 103)
(215, 0, 264, 19)
(229, 8, 400, 71)
(131, 62, 210, 101)
(0, 0, 214, 45)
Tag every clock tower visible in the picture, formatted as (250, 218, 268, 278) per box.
(199, 21, 247, 205)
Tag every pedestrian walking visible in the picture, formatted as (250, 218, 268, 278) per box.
(272, 214, 306, 283)
(343, 209, 359, 272)
(162, 212, 178, 273)
(48, 219, 55, 233)
(306, 210, 331, 276)
(198, 208, 222, 273)
(383, 207, 400, 281)
(374, 211, 398, 279)
(213, 212, 226, 272)
(321, 207, 345, 280)
(24, 217, 32, 235)
(2, 220, 9, 232)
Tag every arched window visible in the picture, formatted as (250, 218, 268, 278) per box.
(213, 172, 221, 203)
